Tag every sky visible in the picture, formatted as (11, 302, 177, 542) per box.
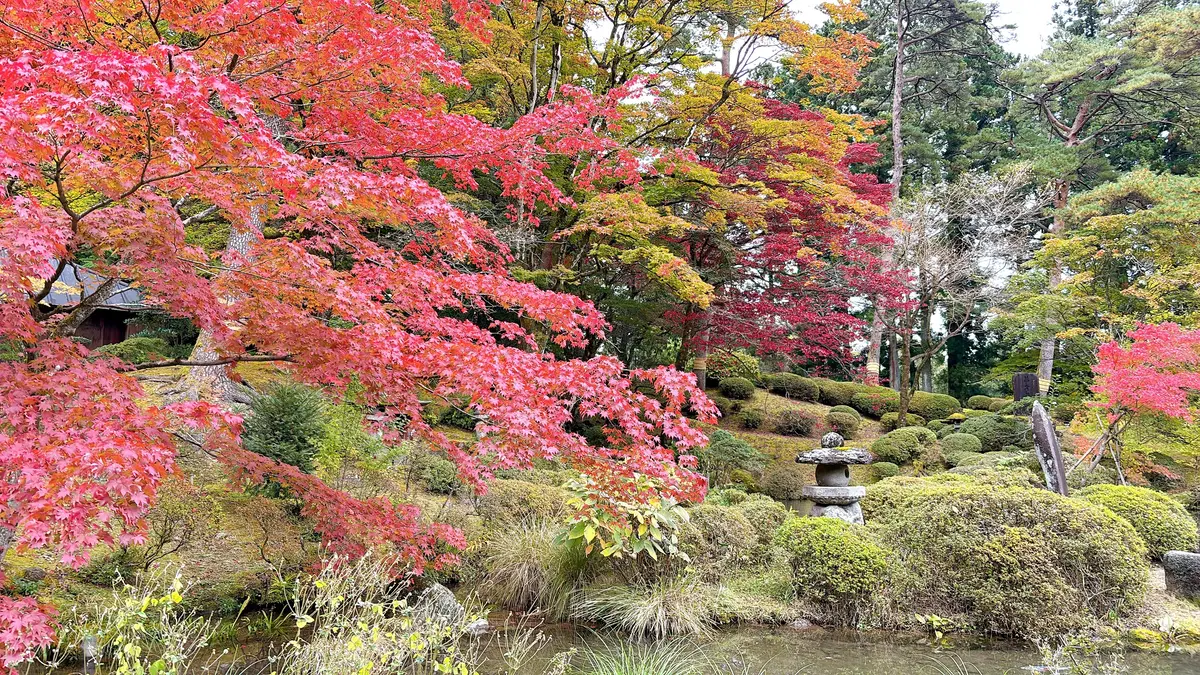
(794, 0, 1057, 57)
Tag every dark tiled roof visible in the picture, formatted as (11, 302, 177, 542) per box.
(44, 262, 145, 309)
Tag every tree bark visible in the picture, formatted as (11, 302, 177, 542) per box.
(1036, 177, 1070, 395)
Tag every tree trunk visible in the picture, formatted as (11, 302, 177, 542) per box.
(1036, 178, 1070, 394)
(897, 330, 912, 425)
(720, 16, 735, 77)
(919, 297, 934, 392)
(527, 1, 543, 114)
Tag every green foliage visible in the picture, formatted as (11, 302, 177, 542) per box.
(476, 479, 568, 525)
(927, 420, 947, 433)
(411, 452, 460, 494)
(708, 395, 735, 417)
(733, 496, 790, 546)
(825, 411, 860, 438)
(717, 377, 755, 400)
(574, 576, 716, 639)
(93, 336, 172, 365)
(693, 430, 765, 487)
(896, 426, 937, 447)
(727, 469, 757, 492)
(958, 414, 1033, 453)
(773, 409, 816, 437)
(759, 464, 807, 500)
(941, 433, 984, 463)
(909, 392, 963, 420)
(828, 405, 861, 420)
(315, 401, 396, 489)
(873, 462, 900, 479)
(705, 487, 748, 506)
(871, 429, 921, 464)
(739, 409, 764, 429)
(578, 638, 707, 675)
(480, 519, 584, 619)
(438, 396, 477, 431)
(1076, 485, 1199, 559)
(880, 412, 925, 431)
(707, 350, 761, 382)
(774, 517, 889, 605)
(850, 390, 901, 418)
(243, 382, 328, 473)
(682, 504, 757, 572)
(988, 399, 1010, 412)
(967, 395, 997, 410)
(863, 475, 1150, 637)
(814, 379, 864, 407)
(763, 373, 819, 401)
(564, 474, 690, 560)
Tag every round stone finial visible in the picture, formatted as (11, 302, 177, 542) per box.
(821, 432, 844, 449)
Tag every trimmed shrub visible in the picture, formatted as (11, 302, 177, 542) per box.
(940, 432, 983, 461)
(960, 409, 988, 418)
(927, 420, 946, 433)
(1067, 465, 1119, 491)
(967, 395, 996, 410)
(477, 479, 569, 524)
(718, 377, 756, 400)
(708, 395, 735, 417)
(880, 412, 925, 432)
(988, 399, 1011, 412)
(863, 475, 1150, 637)
(814, 379, 862, 407)
(909, 392, 962, 421)
(825, 411, 860, 438)
(948, 451, 984, 467)
(873, 461, 900, 479)
(774, 517, 889, 607)
(734, 496, 790, 546)
(896, 426, 937, 447)
(728, 469, 757, 492)
(936, 425, 956, 439)
(243, 382, 327, 472)
(412, 453, 460, 494)
(773, 409, 817, 437)
(763, 373, 820, 401)
(760, 464, 807, 500)
(93, 336, 171, 364)
(1077, 484, 1199, 559)
(850, 390, 901, 418)
(870, 430, 921, 464)
(707, 350, 761, 383)
(706, 487, 749, 506)
(694, 429, 765, 483)
(683, 504, 758, 573)
(740, 409, 764, 429)
(828, 405, 861, 421)
(959, 414, 1033, 453)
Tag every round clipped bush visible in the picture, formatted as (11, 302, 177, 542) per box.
(740, 409, 764, 429)
(927, 420, 946, 433)
(814, 379, 863, 407)
(873, 461, 900, 479)
(958, 414, 1033, 453)
(707, 350, 761, 383)
(734, 496, 790, 546)
(94, 336, 172, 364)
(708, 395, 734, 417)
(896, 426, 936, 447)
(774, 517, 890, 604)
(477, 479, 569, 524)
(728, 469, 757, 492)
(718, 377, 756, 400)
(707, 487, 749, 506)
(760, 464, 807, 500)
(1076, 484, 1199, 559)
(988, 399, 1011, 412)
(967, 395, 996, 410)
(850, 390, 901, 418)
(683, 504, 758, 571)
(773, 409, 816, 437)
(880, 412, 925, 432)
(825, 411, 860, 438)
(863, 475, 1149, 637)
(828, 405, 861, 421)
(870, 430, 920, 464)
(909, 392, 962, 421)
(764, 373, 819, 401)
(941, 432, 983, 459)
(936, 425, 956, 439)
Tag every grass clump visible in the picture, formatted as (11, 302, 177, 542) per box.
(479, 519, 585, 619)
(1076, 484, 1199, 559)
(574, 576, 717, 639)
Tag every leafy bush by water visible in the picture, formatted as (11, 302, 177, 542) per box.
(682, 504, 757, 574)
(733, 496, 790, 547)
(479, 519, 585, 619)
(1076, 484, 1199, 559)
(774, 517, 889, 622)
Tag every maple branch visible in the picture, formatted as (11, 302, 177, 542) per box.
(132, 354, 294, 370)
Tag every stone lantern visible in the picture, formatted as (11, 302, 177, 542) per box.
(793, 432, 873, 524)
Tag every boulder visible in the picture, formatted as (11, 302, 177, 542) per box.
(801, 485, 866, 505)
(1164, 551, 1200, 600)
(795, 448, 873, 465)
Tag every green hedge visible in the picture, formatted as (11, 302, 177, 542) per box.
(760, 464, 807, 500)
(967, 395, 996, 410)
(814, 379, 863, 407)
(825, 411, 860, 438)
(871, 430, 921, 464)
(718, 377, 756, 400)
(863, 475, 1149, 637)
(909, 392, 962, 420)
(93, 336, 171, 364)
(873, 462, 900, 479)
(763, 373, 819, 401)
(880, 412, 925, 431)
(1077, 484, 1199, 559)
(895, 426, 936, 447)
(850, 390, 901, 418)
(958, 414, 1033, 453)
(734, 496, 790, 546)
(828, 405, 861, 420)
(941, 433, 983, 465)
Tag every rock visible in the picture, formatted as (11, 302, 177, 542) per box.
(801, 485, 866, 505)
(821, 432, 845, 449)
(1031, 401, 1068, 496)
(809, 502, 863, 525)
(415, 582, 466, 625)
(21, 567, 46, 582)
(815, 463, 850, 487)
(795, 448, 872, 465)
(466, 618, 489, 635)
(789, 618, 816, 630)
(1163, 551, 1200, 600)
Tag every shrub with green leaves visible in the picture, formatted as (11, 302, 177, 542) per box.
(895, 426, 936, 447)
(763, 373, 819, 401)
(718, 377, 756, 400)
(909, 392, 962, 420)
(880, 412, 925, 432)
(708, 395, 735, 417)
(873, 461, 900, 479)
(733, 496, 790, 546)
(870, 429, 921, 464)
(814, 379, 863, 407)
(243, 382, 328, 472)
(773, 409, 816, 437)
(927, 420, 946, 433)
(958, 414, 1033, 453)
(825, 411, 860, 438)
(760, 464, 807, 500)
(411, 452, 459, 494)
(694, 430, 765, 484)
(988, 399, 1011, 412)
(740, 409, 764, 429)
(850, 390, 900, 418)
(940, 433, 983, 464)
(93, 336, 172, 365)
(728, 469, 757, 492)
(1076, 484, 1199, 559)
(707, 350, 761, 383)
(477, 479, 569, 524)
(706, 487, 749, 506)
(682, 504, 757, 573)
(863, 475, 1149, 637)
(828, 405, 861, 421)
(774, 517, 889, 606)
(438, 396, 478, 430)
(967, 395, 996, 410)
